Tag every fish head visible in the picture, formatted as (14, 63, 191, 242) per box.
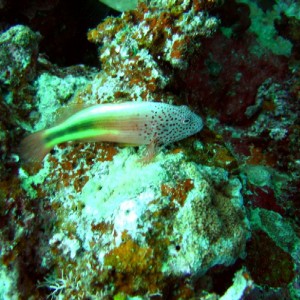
(178, 105, 204, 137)
(157, 104, 204, 145)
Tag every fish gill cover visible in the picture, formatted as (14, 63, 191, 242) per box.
(0, 0, 299, 299)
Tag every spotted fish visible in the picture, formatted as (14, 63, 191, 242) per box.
(20, 102, 203, 161)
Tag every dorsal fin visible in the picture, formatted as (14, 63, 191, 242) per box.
(53, 103, 92, 125)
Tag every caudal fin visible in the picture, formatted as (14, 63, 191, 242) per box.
(19, 131, 51, 162)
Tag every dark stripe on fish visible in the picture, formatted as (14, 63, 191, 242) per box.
(44, 121, 97, 143)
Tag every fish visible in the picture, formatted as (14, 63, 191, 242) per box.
(98, 0, 138, 12)
(19, 102, 203, 161)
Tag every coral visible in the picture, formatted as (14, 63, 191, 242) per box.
(0, 0, 298, 299)
(0, 175, 56, 298)
(0, 23, 97, 299)
(185, 137, 238, 171)
(241, 165, 286, 214)
(39, 272, 68, 299)
(87, 0, 218, 103)
(0, 264, 19, 300)
(0, 25, 40, 88)
(11, 8, 219, 296)
(161, 178, 194, 206)
(237, 0, 293, 56)
(245, 230, 295, 288)
(33, 73, 90, 131)
(180, 32, 288, 124)
(219, 268, 254, 300)
(246, 185, 285, 215)
(213, 0, 251, 38)
(249, 208, 300, 254)
(19, 148, 249, 298)
(274, 0, 300, 20)
(103, 237, 162, 294)
(275, 13, 300, 58)
(0, 0, 108, 66)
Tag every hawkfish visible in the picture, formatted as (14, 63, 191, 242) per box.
(20, 102, 203, 161)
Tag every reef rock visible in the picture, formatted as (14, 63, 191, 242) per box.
(20, 147, 250, 297)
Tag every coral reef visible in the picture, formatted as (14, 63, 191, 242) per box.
(179, 32, 288, 124)
(87, 0, 218, 103)
(0, 0, 108, 66)
(20, 149, 249, 297)
(0, 0, 299, 298)
(0, 25, 40, 182)
(275, 13, 300, 59)
(237, 0, 293, 56)
(0, 25, 40, 88)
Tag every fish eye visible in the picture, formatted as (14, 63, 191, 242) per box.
(182, 118, 191, 124)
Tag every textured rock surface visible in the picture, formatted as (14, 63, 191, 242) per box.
(20, 148, 250, 297)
